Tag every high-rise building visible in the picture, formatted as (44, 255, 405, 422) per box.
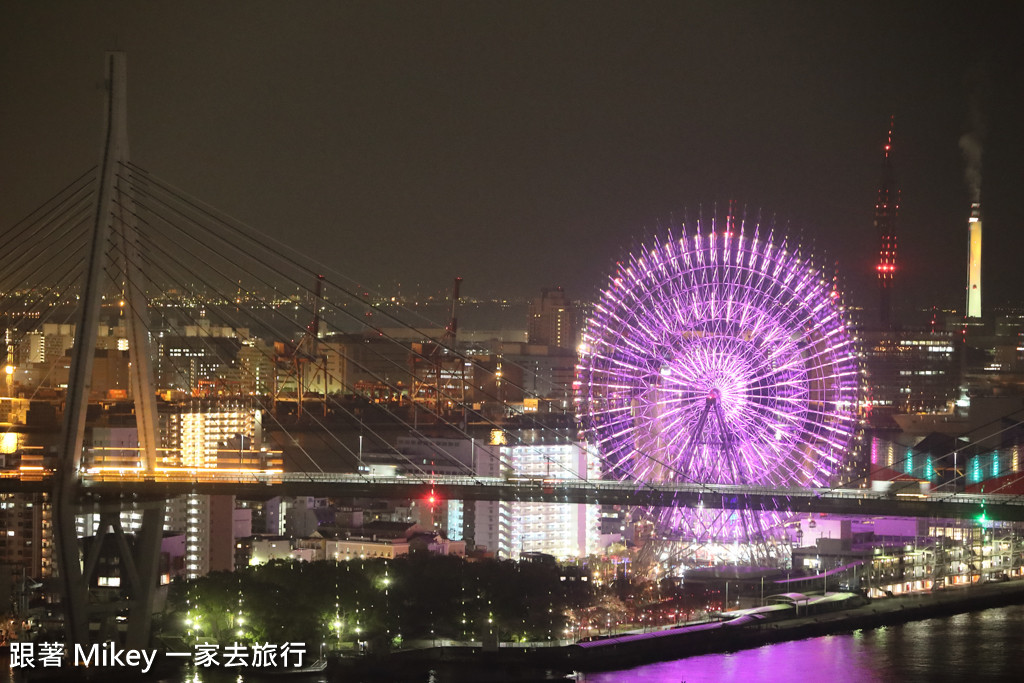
(163, 402, 265, 577)
(163, 401, 263, 469)
(236, 341, 276, 396)
(0, 493, 53, 580)
(528, 288, 576, 350)
(501, 439, 601, 559)
(18, 332, 45, 365)
(396, 434, 600, 559)
(875, 118, 899, 326)
(164, 494, 238, 578)
(20, 324, 128, 366)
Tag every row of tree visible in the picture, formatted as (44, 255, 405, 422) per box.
(161, 554, 605, 647)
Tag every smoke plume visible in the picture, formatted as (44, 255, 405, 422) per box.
(958, 70, 989, 203)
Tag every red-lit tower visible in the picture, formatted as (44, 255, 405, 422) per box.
(875, 118, 899, 326)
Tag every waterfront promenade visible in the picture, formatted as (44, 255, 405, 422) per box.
(571, 578, 1024, 671)
(332, 578, 1024, 680)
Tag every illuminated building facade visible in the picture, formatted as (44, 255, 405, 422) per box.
(18, 332, 46, 364)
(0, 493, 52, 580)
(157, 335, 243, 395)
(162, 402, 265, 577)
(41, 324, 76, 364)
(501, 439, 601, 560)
(163, 401, 264, 469)
(790, 516, 1024, 597)
(393, 435, 599, 559)
(236, 342, 276, 396)
(164, 493, 239, 578)
(861, 330, 959, 428)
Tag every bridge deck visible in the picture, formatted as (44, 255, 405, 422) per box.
(5, 471, 1022, 521)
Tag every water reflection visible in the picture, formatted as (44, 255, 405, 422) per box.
(5, 606, 1024, 682)
(583, 604, 1024, 683)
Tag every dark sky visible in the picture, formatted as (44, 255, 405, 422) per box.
(1, 1, 1022, 314)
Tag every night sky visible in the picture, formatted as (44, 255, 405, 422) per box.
(1, 2, 1022, 316)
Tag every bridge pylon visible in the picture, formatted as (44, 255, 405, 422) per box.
(52, 51, 167, 649)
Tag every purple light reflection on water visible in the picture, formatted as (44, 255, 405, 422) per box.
(582, 605, 1024, 682)
(583, 635, 879, 683)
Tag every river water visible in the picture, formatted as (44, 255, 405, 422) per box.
(582, 603, 1024, 682)
(4, 604, 1017, 682)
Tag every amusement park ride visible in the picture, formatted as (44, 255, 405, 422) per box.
(575, 212, 860, 565)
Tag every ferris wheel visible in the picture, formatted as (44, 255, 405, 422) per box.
(575, 224, 860, 558)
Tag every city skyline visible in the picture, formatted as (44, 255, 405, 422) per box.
(2, 6, 1024, 663)
(1, 3, 1022, 312)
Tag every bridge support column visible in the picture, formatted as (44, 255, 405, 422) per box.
(56, 498, 166, 646)
(53, 51, 166, 649)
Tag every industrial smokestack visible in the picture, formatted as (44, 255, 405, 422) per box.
(960, 69, 987, 320)
(966, 202, 982, 319)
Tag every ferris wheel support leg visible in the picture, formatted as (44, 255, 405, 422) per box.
(678, 397, 713, 475)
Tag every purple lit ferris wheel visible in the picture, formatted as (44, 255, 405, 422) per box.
(575, 224, 860, 555)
